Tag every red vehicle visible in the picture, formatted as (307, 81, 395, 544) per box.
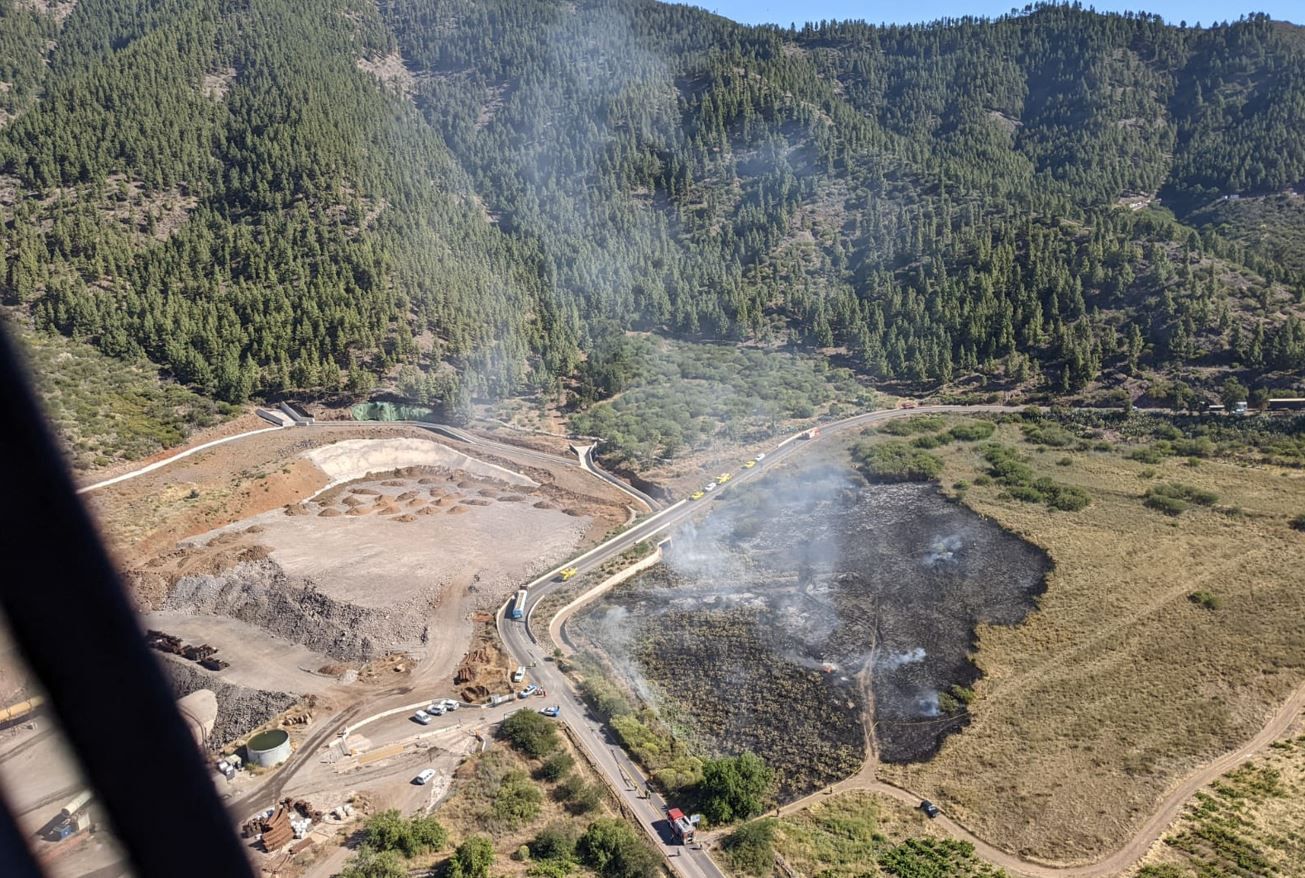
(666, 807, 696, 844)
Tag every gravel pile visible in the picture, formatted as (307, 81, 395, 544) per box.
(160, 655, 297, 749)
(163, 558, 430, 662)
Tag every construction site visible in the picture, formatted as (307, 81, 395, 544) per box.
(0, 418, 636, 876)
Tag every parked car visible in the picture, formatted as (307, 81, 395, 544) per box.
(413, 769, 436, 785)
(518, 684, 539, 699)
(920, 800, 940, 818)
(426, 704, 444, 716)
(539, 705, 561, 718)
(439, 698, 460, 711)
(412, 710, 432, 725)
(511, 666, 526, 683)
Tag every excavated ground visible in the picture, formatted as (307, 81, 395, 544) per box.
(572, 462, 1049, 797)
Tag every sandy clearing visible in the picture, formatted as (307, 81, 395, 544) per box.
(304, 438, 536, 493)
(143, 612, 341, 696)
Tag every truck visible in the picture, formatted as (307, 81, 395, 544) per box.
(510, 589, 528, 621)
(666, 807, 696, 844)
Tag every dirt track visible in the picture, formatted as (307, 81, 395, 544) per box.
(764, 680, 1305, 877)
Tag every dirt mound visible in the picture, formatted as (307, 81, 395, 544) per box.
(352, 488, 380, 496)
(498, 495, 526, 502)
(416, 507, 437, 516)
(381, 479, 406, 487)
(396, 491, 418, 501)
(447, 506, 470, 515)
(346, 507, 369, 516)
(317, 507, 342, 517)
(283, 504, 309, 516)
(478, 488, 497, 497)
(562, 508, 585, 516)
(342, 496, 366, 507)
(395, 514, 417, 523)
(462, 499, 491, 507)
(534, 501, 555, 509)
(418, 478, 440, 485)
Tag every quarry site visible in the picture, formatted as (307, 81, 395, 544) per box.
(0, 419, 635, 876)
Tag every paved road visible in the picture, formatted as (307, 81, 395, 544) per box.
(497, 405, 1011, 878)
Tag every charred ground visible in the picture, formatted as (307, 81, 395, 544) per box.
(572, 459, 1049, 797)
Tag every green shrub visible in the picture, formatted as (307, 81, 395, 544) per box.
(880, 414, 946, 435)
(1290, 514, 1305, 532)
(537, 752, 575, 781)
(361, 810, 448, 858)
(500, 709, 560, 758)
(1020, 422, 1076, 447)
(948, 420, 996, 442)
(448, 836, 495, 878)
(577, 819, 659, 878)
(852, 440, 943, 482)
(1129, 446, 1167, 464)
(530, 823, 578, 863)
(1189, 591, 1221, 610)
(911, 432, 952, 449)
(492, 771, 543, 828)
(1145, 493, 1189, 516)
(340, 848, 408, 878)
(1145, 483, 1218, 516)
(698, 752, 774, 825)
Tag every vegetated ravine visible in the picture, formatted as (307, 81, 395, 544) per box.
(571, 462, 1049, 798)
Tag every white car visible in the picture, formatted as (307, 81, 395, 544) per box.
(412, 710, 432, 725)
(440, 699, 460, 711)
(704, 483, 716, 492)
(426, 704, 444, 716)
(518, 684, 540, 699)
(413, 769, 436, 785)
(756, 452, 766, 461)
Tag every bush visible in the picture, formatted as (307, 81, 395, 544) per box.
(723, 819, 776, 877)
(500, 709, 560, 758)
(1056, 456, 1072, 466)
(1145, 493, 1189, 516)
(577, 818, 659, 878)
(530, 823, 578, 863)
(1145, 483, 1218, 516)
(537, 752, 575, 781)
(1291, 514, 1305, 532)
(492, 771, 543, 828)
(852, 440, 943, 483)
(947, 420, 996, 442)
(1189, 591, 1221, 610)
(448, 836, 495, 878)
(362, 810, 448, 858)
(340, 848, 408, 878)
(698, 752, 774, 825)
(566, 783, 603, 815)
(879, 414, 946, 435)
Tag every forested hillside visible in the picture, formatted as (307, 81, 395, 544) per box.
(2, 0, 1304, 426)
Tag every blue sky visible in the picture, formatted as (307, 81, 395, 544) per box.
(697, 1, 1302, 27)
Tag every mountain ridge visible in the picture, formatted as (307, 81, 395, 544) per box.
(1, 0, 1303, 425)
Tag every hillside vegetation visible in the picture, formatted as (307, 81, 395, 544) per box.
(1, 0, 1304, 428)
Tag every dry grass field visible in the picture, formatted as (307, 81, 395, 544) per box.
(764, 791, 1006, 878)
(877, 417, 1305, 863)
(1126, 732, 1305, 877)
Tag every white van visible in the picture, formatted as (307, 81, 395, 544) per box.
(511, 666, 526, 683)
(413, 769, 436, 785)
